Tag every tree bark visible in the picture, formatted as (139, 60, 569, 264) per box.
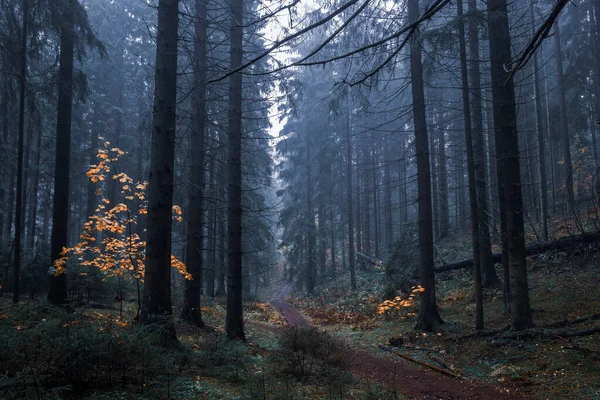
(225, 0, 245, 341)
(140, 0, 179, 340)
(48, 3, 75, 305)
(437, 126, 449, 238)
(468, 0, 499, 287)
(306, 134, 315, 294)
(181, 0, 208, 327)
(27, 107, 41, 251)
(531, 2, 549, 241)
(346, 100, 356, 290)
(553, 22, 575, 211)
(458, 0, 483, 330)
(486, 0, 533, 330)
(13, 0, 28, 303)
(384, 138, 394, 245)
(408, 0, 443, 331)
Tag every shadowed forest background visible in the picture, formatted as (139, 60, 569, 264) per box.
(1, 0, 600, 398)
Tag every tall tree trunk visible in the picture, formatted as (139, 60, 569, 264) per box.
(206, 159, 216, 299)
(531, 1, 548, 241)
(593, 1, 600, 162)
(13, 0, 28, 303)
(346, 102, 356, 290)
(318, 201, 327, 278)
(384, 138, 394, 245)
(329, 191, 336, 273)
(306, 136, 315, 295)
(469, 0, 499, 287)
(398, 134, 408, 235)
(363, 149, 371, 256)
(429, 110, 439, 239)
(225, 0, 245, 340)
(553, 22, 575, 211)
(356, 168, 362, 255)
(0, 83, 8, 248)
(371, 145, 380, 257)
(408, 0, 443, 331)
(2, 165, 15, 249)
(458, 0, 483, 330)
(487, 0, 533, 330)
(27, 108, 41, 251)
(543, 57, 557, 213)
(216, 150, 227, 297)
(140, 0, 179, 339)
(181, 0, 207, 327)
(437, 127, 449, 238)
(48, 3, 75, 305)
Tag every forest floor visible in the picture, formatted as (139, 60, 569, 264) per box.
(285, 242, 600, 400)
(264, 282, 521, 399)
(2, 240, 599, 399)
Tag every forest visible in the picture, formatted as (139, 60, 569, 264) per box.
(1, 0, 600, 398)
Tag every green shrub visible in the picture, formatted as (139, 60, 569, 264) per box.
(276, 326, 349, 379)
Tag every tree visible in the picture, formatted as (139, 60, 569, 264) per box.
(13, 0, 29, 303)
(409, 0, 443, 331)
(468, 0, 500, 288)
(553, 22, 575, 211)
(225, 0, 246, 341)
(345, 96, 356, 291)
(140, 0, 179, 339)
(486, 0, 533, 330)
(181, 0, 208, 327)
(47, 2, 75, 305)
(458, 0, 484, 330)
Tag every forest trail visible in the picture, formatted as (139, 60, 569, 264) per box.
(267, 282, 525, 400)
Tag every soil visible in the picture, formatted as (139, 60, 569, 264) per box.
(267, 282, 528, 400)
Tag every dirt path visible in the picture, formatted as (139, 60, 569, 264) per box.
(268, 283, 525, 400)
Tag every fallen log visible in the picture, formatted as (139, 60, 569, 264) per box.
(435, 231, 600, 273)
(378, 344, 461, 379)
(545, 312, 600, 329)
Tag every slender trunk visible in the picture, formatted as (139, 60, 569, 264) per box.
(409, 0, 443, 331)
(346, 103, 356, 290)
(140, 0, 179, 340)
(383, 139, 393, 246)
(181, 0, 207, 327)
(48, 4, 75, 305)
(531, 2, 548, 241)
(363, 149, 371, 256)
(318, 201, 327, 278)
(27, 109, 41, 251)
(554, 22, 575, 211)
(398, 135, 408, 234)
(593, 1, 600, 162)
(216, 153, 227, 296)
(469, 0, 499, 287)
(13, 0, 28, 303)
(458, 0, 483, 330)
(487, 0, 533, 330)
(206, 160, 216, 299)
(356, 168, 362, 255)
(225, 0, 245, 340)
(371, 145, 380, 257)
(437, 127, 449, 238)
(429, 114, 439, 239)
(2, 168, 15, 249)
(329, 192, 336, 273)
(306, 136, 315, 294)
